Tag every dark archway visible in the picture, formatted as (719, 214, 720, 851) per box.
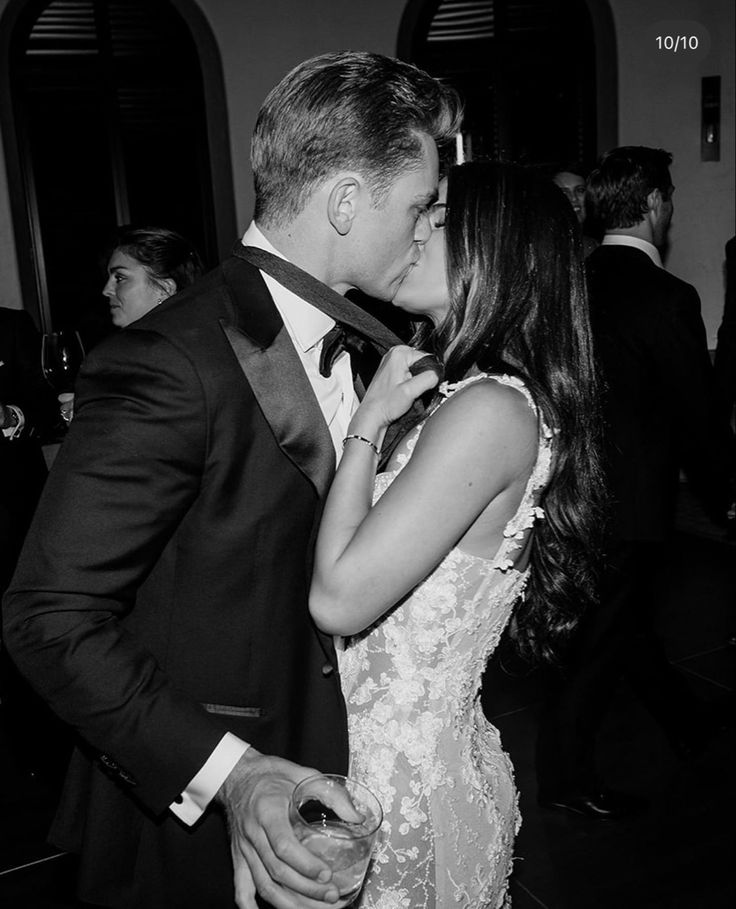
(398, 0, 617, 169)
(0, 0, 236, 342)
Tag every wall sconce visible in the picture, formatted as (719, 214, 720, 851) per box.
(701, 76, 720, 162)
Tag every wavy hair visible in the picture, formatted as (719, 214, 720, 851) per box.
(414, 162, 605, 664)
(252, 52, 462, 227)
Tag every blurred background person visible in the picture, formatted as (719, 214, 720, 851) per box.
(60, 226, 204, 423)
(551, 163, 599, 256)
(536, 146, 732, 819)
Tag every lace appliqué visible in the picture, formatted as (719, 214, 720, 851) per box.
(339, 374, 553, 909)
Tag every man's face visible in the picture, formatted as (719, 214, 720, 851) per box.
(344, 132, 439, 301)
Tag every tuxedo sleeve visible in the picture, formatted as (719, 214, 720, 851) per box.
(2, 328, 230, 815)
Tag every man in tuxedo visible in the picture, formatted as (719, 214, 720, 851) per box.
(3, 52, 460, 908)
(536, 146, 731, 819)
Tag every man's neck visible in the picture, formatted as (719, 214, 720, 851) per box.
(605, 222, 656, 245)
(256, 220, 352, 294)
(601, 234, 663, 268)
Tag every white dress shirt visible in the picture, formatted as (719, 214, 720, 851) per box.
(170, 223, 359, 824)
(601, 234, 663, 269)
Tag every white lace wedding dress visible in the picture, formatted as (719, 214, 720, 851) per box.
(338, 374, 554, 908)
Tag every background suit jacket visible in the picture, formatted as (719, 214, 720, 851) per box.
(0, 307, 58, 588)
(714, 236, 736, 421)
(3, 254, 352, 906)
(586, 244, 730, 542)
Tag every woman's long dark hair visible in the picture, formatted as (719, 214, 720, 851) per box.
(414, 162, 605, 664)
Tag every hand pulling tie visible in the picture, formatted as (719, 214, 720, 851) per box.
(408, 354, 444, 382)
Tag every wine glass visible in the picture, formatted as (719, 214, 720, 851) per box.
(289, 774, 382, 902)
(41, 330, 85, 395)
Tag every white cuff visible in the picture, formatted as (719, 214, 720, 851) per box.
(169, 733, 250, 825)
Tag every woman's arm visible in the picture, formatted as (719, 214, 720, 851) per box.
(310, 355, 537, 635)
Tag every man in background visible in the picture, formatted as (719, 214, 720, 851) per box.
(537, 146, 731, 819)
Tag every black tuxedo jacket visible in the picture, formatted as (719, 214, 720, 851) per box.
(0, 308, 57, 587)
(3, 254, 352, 905)
(586, 244, 730, 542)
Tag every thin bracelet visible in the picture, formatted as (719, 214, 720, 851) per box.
(342, 434, 381, 458)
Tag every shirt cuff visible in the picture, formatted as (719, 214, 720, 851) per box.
(2, 405, 24, 439)
(169, 733, 250, 825)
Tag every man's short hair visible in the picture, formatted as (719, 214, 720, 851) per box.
(586, 146, 673, 231)
(251, 52, 462, 227)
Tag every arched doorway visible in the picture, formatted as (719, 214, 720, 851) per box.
(398, 0, 616, 169)
(0, 0, 235, 344)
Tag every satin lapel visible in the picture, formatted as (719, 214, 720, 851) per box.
(219, 257, 335, 499)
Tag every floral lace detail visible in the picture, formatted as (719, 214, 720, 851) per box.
(339, 374, 552, 908)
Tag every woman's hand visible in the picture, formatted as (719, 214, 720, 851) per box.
(353, 346, 440, 433)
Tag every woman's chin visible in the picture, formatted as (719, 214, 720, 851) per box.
(391, 291, 426, 315)
(391, 298, 446, 327)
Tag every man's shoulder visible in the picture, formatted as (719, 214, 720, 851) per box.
(136, 254, 269, 337)
(587, 246, 696, 305)
(136, 263, 230, 332)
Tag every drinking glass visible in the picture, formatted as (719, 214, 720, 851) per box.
(290, 774, 382, 901)
(41, 330, 84, 395)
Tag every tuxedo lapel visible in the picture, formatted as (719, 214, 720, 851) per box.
(219, 257, 335, 499)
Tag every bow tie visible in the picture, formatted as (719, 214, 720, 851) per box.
(318, 324, 371, 378)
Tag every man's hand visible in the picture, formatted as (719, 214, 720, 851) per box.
(217, 749, 357, 909)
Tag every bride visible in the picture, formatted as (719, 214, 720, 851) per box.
(309, 161, 603, 907)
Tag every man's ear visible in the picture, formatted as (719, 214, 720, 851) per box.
(646, 188, 662, 216)
(327, 176, 361, 236)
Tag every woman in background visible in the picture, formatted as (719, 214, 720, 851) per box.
(310, 162, 603, 907)
(60, 226, 203, 422)
(552, 164, 599, 256)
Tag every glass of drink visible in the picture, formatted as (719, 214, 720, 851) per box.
(41, 330, 84, 395)
(290, 774, 382, 901)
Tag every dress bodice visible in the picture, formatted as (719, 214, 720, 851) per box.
(338, 374, 554, 908)
(339, 373, 553, 706)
